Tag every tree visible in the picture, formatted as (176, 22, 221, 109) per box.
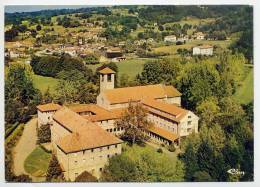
(42, 87, 53, 104)
(196, 97, 220, 126)
(193, 171, 213, 182)
(101, 145, 185, 182)
(77, 83, 98, 104)
(5, 64, 41, 124)
(217, 53, 245, 96)
(5, 27, 19, 41)
(177, 62, 220, 110)
(37, 124, 51, 144)
(46, 154, 64, 182)
(116, 102, 151, 144)
(158, 25, 164, 31)
(223, 135, 243, 169)
(13, 174, 32, 182)
(242, 101, 253, 123)
(119, 74, 130, 87)
(181, 141, 199, 181)
(36, 24, 42, 31)
(230, 30, 253, 62)
(137, 59, 181, 85)
(75, 171, 98, 182)
(54, 80, 78, 104)
(101, 153, 137, 182)
(196, 140, 227, 181)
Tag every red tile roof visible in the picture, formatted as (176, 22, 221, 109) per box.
(148, 125, 178, 142)
(98, 67, 116, 74)
(103, 84, 181, 104)
(141, 98, 188, 121)
(68, 104, 120, 121)
(53, 107, 122, 153)
(37, 103, 62, 112)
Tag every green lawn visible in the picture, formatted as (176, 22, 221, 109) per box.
(86, 58, 153, 80)
(123, 143, 178, 166)
(24, 146, 52, 177)
(31, 74, 59, 94)
(234, 65, 254, 104)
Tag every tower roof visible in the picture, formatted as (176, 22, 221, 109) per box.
(98, 67, 116, 74)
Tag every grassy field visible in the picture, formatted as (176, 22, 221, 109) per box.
(24, 146, 52, 177)
(86, 58, 152, 80)
(234, 65, 254, 104)
(153, 40, 232, 55)
(31, 74, 59, 94)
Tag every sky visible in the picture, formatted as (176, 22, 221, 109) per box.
(4, 5, 95, 13)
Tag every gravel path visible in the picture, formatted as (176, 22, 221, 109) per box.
(12, 118, 38, 180)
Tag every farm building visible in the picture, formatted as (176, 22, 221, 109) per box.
(192, 45, 213, 56)
(105, 47, 123, 58)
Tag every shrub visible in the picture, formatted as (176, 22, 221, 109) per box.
(75, 171, 98, 182)
(46, 154, 64, 182)
(37, 124, 51, 144)
(157, 148, 163, 153)
(168, 144, 176, 152)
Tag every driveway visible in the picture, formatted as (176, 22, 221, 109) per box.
(12, 118, 40, 181)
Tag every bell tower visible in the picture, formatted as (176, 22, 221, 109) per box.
(98, 67, 115, 93)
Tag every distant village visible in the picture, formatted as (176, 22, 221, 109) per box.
(5, 29, 216, 65)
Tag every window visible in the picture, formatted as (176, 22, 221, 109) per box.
(115, 153, 118, 156)
(107, 146, 110, 150)
(107, 74, 112, 82)
(48, 116, 50, 120)
(107, 154, 110, 158)
(101, 75, 104, 81)
(91, 149, 94, 153)
(188, 115, 191, 119)
(74, 160, 78, 164)
(115, 144, 118, 148)
(117, 127, 120, 131)
(99, 168, 103, 172)
(188, 121, 192, 125)
(100, 147, 102, 152)
(114, 128, 116, 132)
(110, 129, 112, 132)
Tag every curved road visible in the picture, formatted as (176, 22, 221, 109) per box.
(12, 118, 39, 181)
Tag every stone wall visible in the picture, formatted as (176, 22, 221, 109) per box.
(56, 143, 122, 181)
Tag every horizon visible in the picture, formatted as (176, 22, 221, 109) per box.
(4, 5, 99, 13)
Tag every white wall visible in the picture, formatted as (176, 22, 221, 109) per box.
(37, 110, 56, 127)
(179, 111, 199, 137)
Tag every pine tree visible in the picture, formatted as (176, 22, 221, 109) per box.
(46, 154, 64, 182)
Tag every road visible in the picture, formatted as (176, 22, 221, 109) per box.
(12, 118, 42, 181)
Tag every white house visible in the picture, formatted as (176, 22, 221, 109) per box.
(192, 45, 213, 56)
(164, 35, 177, 43)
